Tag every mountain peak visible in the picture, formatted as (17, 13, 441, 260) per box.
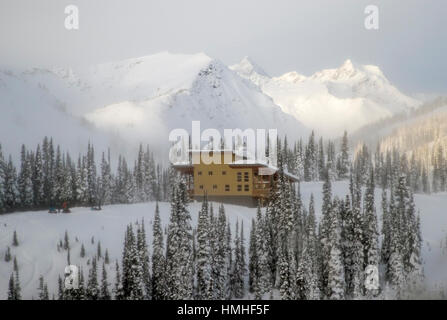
(340, 59, 355, 71)
(230, 56, 269, 78)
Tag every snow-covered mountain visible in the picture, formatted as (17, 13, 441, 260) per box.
(231, 57, 421, 136)
(0, 52, 308, 159)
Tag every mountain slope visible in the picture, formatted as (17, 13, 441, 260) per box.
(231, 58, 420, 136)
(0, 52, 308, 159)
(85, 55, 309, 153)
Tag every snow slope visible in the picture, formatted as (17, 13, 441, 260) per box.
(231, 58, 421, 136)
(0, 181, 446, 299)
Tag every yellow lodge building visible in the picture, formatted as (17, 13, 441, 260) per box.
(173, 150, 299, 206)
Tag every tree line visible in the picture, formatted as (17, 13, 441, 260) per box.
(0, 137, 174, 214)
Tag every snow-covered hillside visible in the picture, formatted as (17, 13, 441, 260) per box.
(231, 58, 420, 136)
(0, 52, 308, 160)
(1, 181, 446, 299)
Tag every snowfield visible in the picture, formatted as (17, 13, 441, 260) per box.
(0, 181, 446, 299)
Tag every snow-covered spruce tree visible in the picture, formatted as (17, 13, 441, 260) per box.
(0, 145, 5, 213)
(18, 144, 33, 209)
(76, 266, 86, 300)
(296, 212, 320, 301)
(14, 266, 21, 300)
(12, 230, 19, 246)
(207, 204, 219, 300)
(4, 246, 11, 262)
(38, 275, 49, 300)
(340, 195, 363, 299)
(57, 275, 64, 300)
(386, 179, 405, 295)
(362, 168, 379, 295)
(151, 202, 166, 300)
(80, 243, 86, 258)
(137, 219, 151, 299)
(403, 190, 424, 291)
(42, 137, 55, 207)
(336, 131, 350, 180)
(327, 207, 345, 300)
(249, 218, 257, 294)
(135, 144, 146, 202)
(144, 146, 157, 201)
(100, 262, 111, 300)
(196, 194, 211, 299)
(303, 194, 320, 299)
(304, 131, 317, 181)
(278, 240, 297, 300)
(86, 143, 97, 207)
(318, 137, 326, 181)
(104, 248, 110, 264)
(165, 175, 194, 299)
(3, 156, 18, 212)
(86, 257, 99, 300)
(113, 261, 124, 300)
(7, 273, 16, 300)
(240, 221, 247, 294)
(318, 168, 333, 297)
(122, 224, 145, 299)
(380, 189, 391, 268)
(253, 204, 271, 299)
(214, 204, 230, 300)
(277, 164, 298, 299)
(231, 220, 244, 299)
(225, 222, 233, 299)
(294, 139, 305, 181)
(98, 151, 112, 206)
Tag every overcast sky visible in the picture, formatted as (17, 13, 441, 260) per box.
(0, 0, 446, 94)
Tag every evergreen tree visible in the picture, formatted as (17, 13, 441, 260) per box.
(151, 202, 166, 300)
(63, 230, 69, 250)
(137, 219, 151, 299)
(58, 275, 64, 300)
(38, 275, 49, 300)
(12, 230, 19, 246)
(100, 262, 111, 300)
(80, 243, 86, 258)
(86, 257, 99, 300)
(363, 168, 379, 280)
(7, 273, 16, 300)
(165, 176, 194, 299)
(231, 220, 244, 298)
(97, 241, 102, 258)
(196, 195, 211, 299)
(337, 131, 350, 179)
(4, 246, 11, 262)
(114, 261, 124, 300)
(104, 249, 110, 264)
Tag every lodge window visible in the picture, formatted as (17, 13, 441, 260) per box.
(199, 185, 204, 190)
(225, 185, 230, 192)
(237, 185, 242, 192)
(244, 184, 249, 192)
(208, 171, 213, 176)
(237, 172, 242, 182)
(213, 184, 218, 189)
(222, 171, 227, 175)
(244, 172, 249, 182)
(198, 171, 202, 176)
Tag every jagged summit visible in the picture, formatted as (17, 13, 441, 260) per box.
(231, 56, 269, 77)
(232, 58, 420, 135)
